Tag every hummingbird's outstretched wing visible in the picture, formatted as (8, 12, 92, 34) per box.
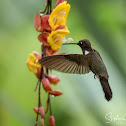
(39, 54, 90, 74)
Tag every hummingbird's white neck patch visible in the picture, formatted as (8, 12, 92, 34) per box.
(85, 50, 90, 55)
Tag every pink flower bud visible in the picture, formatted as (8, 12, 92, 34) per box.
(41, 15, 51, 32)
(42, 78, 52, 92)
(39, 106, 45, 119)
(34, 13, 43, 32)
(46, 46, 60, 56)
(40, 118, 45, 126)
(49, 90, 63, 96)
(47, 75, 60, 85)
(49, 115, 55, 126)
(33, 52, 42, 60)
(33, 107, 38, 113)
(35, 68, 41, 79)
(38, 32, 49, 46)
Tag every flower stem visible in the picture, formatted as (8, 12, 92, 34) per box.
(40, 4, 48, 14)
(46, 0, 52, 14)
(35, 81, 41, 125)
(34, 0, 53, 125)
(38, 82, 42, 107)
(48, 94, 52, 115)
(34, 79, 40, 91)
(49, 0, 52, 13)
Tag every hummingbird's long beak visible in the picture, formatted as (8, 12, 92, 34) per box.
(62, 43, 78, 45)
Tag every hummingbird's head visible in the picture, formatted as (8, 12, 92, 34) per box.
(62, 39, 92, 51)
(77, 39, 91, 50)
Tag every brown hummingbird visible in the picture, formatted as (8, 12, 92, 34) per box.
(39, 39, 112, 101)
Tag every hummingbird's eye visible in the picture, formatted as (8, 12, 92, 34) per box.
(80, 41, 82, 44)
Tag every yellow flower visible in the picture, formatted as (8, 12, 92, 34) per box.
(47, 29, 70, 51)
(49, 1, 70, 30)
(26, 52, 41, 74)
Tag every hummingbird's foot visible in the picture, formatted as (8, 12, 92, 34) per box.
(94, 74, 96, 79)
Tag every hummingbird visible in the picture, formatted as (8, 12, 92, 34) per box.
(39, 39, 112, 101)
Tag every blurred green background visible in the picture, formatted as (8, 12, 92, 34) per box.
(0, 0, 126, 126)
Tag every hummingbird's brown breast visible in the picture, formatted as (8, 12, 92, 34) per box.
(86, 50, 109, 79)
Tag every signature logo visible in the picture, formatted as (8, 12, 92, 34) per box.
(105, 112, 126, 124)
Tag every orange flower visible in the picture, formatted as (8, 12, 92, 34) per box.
(49, 1, 70, 30)
(47, 29, 70, 51)
(37, 24, 71, 52)
(26, 52, 41, 74)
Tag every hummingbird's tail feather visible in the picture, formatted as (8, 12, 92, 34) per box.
(99, 77, 112, 101)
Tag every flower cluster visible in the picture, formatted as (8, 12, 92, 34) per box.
(26, 0, 72, 126)
(34, 0, 72, 55)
